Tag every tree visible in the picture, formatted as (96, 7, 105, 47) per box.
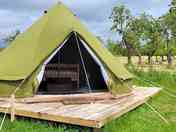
(3, 30, 20, 45)
(110, 5, 134, 64)
(126, 13, 162, 65)
(137, 15, 163, 64)
(170, 0, 176, 12)
(126, 13, 149, 65)
(159, 16, 173, 66)
(107, 39, 122, 56)
(169, 0, 176, 40)
(110, 2, 176, 66)
(158, 0, 176, 66)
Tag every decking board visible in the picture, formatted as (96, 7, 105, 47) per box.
(0, 87, 160, 128)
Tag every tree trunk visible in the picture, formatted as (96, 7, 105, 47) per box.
(148, 50, 156, 65)
(148, 55, 152, 65)
(135, 49, 142, 65)
(167, 50, 173, 67)
(128, 55, 132, 65)
(122, 37, 133, 65)
(166, 37, 172, 67)
(159, 56, 163, 64)
(138, 55, 142, 65)
(161, 55, 164, 61)
(127, 49, 132, 64)
(155, 56, 158, 63)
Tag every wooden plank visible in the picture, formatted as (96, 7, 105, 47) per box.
(84, 95, 134, 120)
(15, 109, 100, 128)
(59, 104, 110, 119)
(0, 104, 100, 128)
(46, 105, 85, 115)
(14, 103, 63, 113)
(0, 87, 161, 129)
(94, 88, 161, 128)
(18, 92, 132, 104)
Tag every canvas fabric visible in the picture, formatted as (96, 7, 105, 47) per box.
(0, 3, 133, 97)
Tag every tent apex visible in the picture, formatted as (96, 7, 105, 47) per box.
(57, 1, 63, 5)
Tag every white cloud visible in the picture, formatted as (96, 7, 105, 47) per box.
(0, 0, 171, 42)
(0, 0, 58, 11)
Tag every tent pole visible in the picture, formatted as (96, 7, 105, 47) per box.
(74, 32, 92, 93)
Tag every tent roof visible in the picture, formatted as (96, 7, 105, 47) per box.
(0, 3, 133, 81)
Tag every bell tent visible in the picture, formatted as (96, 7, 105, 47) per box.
(0, 3, 133, 97)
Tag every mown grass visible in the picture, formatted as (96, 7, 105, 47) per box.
(1, 68, 176, 132)
(0, 117, 90, 132)
(103, 67, 176, 132)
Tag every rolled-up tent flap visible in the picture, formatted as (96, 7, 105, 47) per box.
(79, 37, 109, 83)
(37, 38, 69, 84)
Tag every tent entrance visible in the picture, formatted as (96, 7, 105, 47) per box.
(37, 33, 108, 94)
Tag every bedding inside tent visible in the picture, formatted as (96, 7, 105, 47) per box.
(37, 33, 108, 94)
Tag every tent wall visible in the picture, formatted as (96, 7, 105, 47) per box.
(0, 33, 131, 97)
(0, 66, 41, 97)
(0, 3, 133, 97)
(0, 3, 133, 81)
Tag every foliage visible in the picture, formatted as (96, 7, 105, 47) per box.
(110, 5, 131, 35)
(143, 17, 163, 56)
(110, 5, 134, 64)
(109, 1, 176, 65)
(107, 39, 123, 56)
(3, 30, 20, 45)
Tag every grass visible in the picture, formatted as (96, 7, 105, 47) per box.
(117, 56, 176, 72)
(0, 67, 176, 132)
(103, 67, 176, 132)
(0, 117, 90, 132)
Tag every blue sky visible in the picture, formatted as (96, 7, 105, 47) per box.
(0, 0, 171, 43)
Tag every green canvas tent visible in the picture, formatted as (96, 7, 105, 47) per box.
(0, 3, 133, 97)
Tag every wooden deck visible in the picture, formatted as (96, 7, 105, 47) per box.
(0, 87, 160, 129)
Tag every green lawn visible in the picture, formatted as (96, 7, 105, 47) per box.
(1, 69, 176, 132)
(103, 69, 176, 132)
(0, 117, 90, 132)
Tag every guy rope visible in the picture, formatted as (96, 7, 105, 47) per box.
(0, 76, 29, 131)
(131, 75, 176, 125)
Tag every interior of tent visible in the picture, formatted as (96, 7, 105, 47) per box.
(37, 33, 108, 94)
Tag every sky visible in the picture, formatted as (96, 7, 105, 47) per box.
(0, 0, 171, 45)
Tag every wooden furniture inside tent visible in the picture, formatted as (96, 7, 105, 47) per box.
(42, 64, 80, 94)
